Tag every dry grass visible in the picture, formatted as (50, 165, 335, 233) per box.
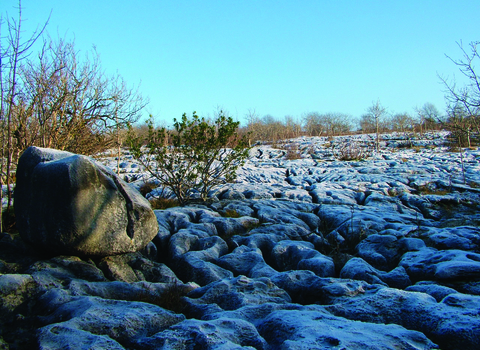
(221, 209, 241, 218)
(149, 197, 180, 210)
(137, 282, 187, 314)
(1, 207, 17, 234)
(416, 184, 450, 196)
(139, 181, 158, 197)
(468, 181, 480, 188)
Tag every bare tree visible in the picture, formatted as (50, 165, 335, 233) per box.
(18, 38, 147, 154)
(366, 100, 387, 153)
(445, 103, 475, 148)
(0, 1, 49, 230)
(391, 113, 415, 133)
(302, 112, 352, 137)
(244, 108, 260, 146)
(359, 114, 376, 134)
(0, 3, 147, 232)
(415, 102, 441, 134)
(326, 112, 352, 136)
(303, 112, 323, 136)
(440, 41, 480, 135)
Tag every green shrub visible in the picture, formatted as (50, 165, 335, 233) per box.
(128, 112, 250, 205)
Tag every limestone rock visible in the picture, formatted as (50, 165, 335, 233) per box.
(38, 295, 185, 349)
(406, 281, 458, 302)
(326, 286, 480, 350)
(356, 234, 425, 271)
(272, 240, 335, 277)
(256, 306, 438, 350)
(400, 247, 480, 282)
(216, 246, 278, 278)
(186, 275, 291, 314)
(0, 274, 37, 315)
(137, 317, 267, 349)
(15, 146, 158, 256)
(340, 257, 411, 289)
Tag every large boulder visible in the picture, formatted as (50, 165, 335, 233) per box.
(15, 146, 158, 256)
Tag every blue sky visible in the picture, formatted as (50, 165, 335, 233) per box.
(3, 1, 480, 126)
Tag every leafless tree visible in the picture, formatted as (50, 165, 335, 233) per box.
(366, 100, 387, 153)
(440, 41, 480, 137)
(303, 112, 352, 137)
(0, 1, 49, 229)
(19, 38, 147, 154)
(0, 3, 148, 232)
(284, 115, 302, 139)
(436, 40, 480, 151)
(445, 103, 475, 148)
(391, 113, 415, 133)
(415, 103, 441, 134)
(359, 114, 376, 134)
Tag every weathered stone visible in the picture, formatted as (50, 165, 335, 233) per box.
(216, 246, 278, 278)
(421, 226, 480, 251)
(272, 240, 335, 277)
(98, 254, 140, 283)
(0, 274, 36, 314)
(406, 281, 458, 302)
(173, 254, 233, 286)
(399, 248, 480, 282)
(4, 132, 480, 350)
(356, 234, 404, 270)
(137, 317, 267, 349)
(270, 270, 326, 304)
(326, 286, 480, 350)
(256, 306, 438, 350)
(15, 146, 158, 256)
(38, 325, 126, 350)
(340, 257, 411, 289)
(213, 200, 255, 217)
(38, 296, 185, 349)
(186, 275, 291, 313)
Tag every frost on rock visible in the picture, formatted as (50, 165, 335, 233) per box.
(3, 133, 480, 349)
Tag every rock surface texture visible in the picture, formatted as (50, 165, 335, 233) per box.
(14, 146, 158, 256)
(1, 133, 480, 349)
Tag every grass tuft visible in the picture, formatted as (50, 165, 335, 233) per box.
(149, 197, 180, 210)
(137, 282, 187, 314)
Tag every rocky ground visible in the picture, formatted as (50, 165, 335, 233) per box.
(1, 132, 480, 349)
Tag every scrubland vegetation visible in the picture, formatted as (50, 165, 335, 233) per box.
(2, 2, 480, 232)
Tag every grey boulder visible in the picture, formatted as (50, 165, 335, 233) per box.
(15, 146, 158, 256)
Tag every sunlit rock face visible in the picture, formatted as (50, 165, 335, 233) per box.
(14, 146, 158, 256)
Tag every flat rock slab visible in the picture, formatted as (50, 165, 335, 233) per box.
(400, 247, 480, 281)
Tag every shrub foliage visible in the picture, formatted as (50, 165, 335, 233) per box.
(128, 112, 250, 205)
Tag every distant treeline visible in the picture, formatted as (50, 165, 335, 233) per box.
(237, 105, 444, 144)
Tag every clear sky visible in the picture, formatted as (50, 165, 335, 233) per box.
(2, 1, 480, 126)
